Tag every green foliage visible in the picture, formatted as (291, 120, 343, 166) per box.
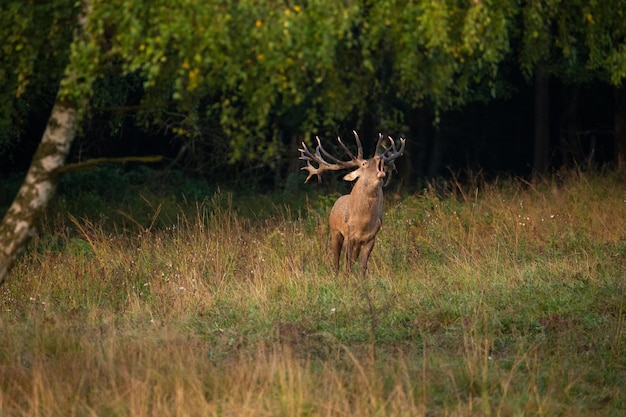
(0, 1, 76, 97)
(0, 1, 76, 148)
(2, 0, 626, 168)
(519, 0, 626, 83)
(0, 0, 535, 164)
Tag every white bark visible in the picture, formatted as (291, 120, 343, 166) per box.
(0, 0, 92, 284)
(0, 101, 78, 283)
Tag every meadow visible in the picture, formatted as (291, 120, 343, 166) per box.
(1, 168, 625, 416)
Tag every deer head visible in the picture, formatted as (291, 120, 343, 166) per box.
(299, 131, 406, 275)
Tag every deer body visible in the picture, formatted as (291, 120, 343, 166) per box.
(299, 132, 405, 274)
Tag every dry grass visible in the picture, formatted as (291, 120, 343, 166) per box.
(1, 171, 626, 416)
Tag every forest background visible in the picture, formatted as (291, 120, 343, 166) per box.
(1, 0, 626, 185)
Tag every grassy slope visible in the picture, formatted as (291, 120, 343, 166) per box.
(1, 170, 625, 416)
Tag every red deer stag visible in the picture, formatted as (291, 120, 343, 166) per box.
(299, 131, 406, 274)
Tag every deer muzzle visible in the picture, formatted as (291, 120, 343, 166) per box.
(376, 156, 386, 179)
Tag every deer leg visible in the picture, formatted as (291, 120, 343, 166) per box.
(352, 243, 362, 268)
(331, 230, 344, 273)
(359, 238, 376, 275)
(345, 239, 354, 273)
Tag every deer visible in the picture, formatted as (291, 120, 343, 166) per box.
(299, 131, 406, 275)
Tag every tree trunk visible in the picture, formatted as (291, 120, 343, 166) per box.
(533, 70, 550, 177)
(0, 1, 93, 284)
(559, 84, 582, 167)
(427, 127, 445, 179)
(0, 99, 78, 283)
(615, 85, 626, 171)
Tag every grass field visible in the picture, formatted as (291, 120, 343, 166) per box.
(1, 169, 625, 416)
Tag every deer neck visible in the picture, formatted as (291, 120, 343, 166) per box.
(349, 180, 383, 211)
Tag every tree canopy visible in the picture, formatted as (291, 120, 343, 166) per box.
(2, 0, 625, 169)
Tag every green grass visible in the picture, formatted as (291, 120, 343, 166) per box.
(1, 170, 625, 415)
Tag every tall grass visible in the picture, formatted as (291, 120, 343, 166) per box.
(1, 171, 625, 416)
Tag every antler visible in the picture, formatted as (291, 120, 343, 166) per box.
(299, 131, 364, 183)
(378, 135, 406, 170)
(376, 134, 406, 186)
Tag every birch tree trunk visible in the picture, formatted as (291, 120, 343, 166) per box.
(0, 0, 92, 284)
(0, 100, 79, 283)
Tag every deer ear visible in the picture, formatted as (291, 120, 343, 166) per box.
(343, 170, 360, 181)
